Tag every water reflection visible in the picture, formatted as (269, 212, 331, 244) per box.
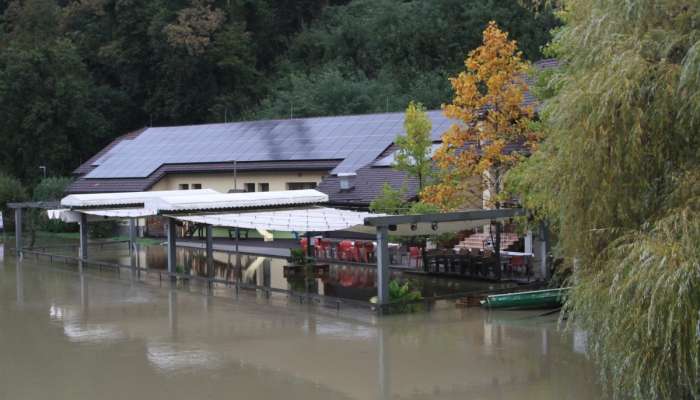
(123, 244, 507, 302)
(0, 255, 601, 399)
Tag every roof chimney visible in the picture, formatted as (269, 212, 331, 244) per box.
(338, 173, 356, 191)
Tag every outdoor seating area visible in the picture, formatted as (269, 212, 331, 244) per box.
(420, 249, 532, 281)
(299, 235, 533, 282)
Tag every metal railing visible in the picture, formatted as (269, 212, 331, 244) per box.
(11, 247, 377, 314)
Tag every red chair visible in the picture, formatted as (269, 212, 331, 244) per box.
(362, 242, 375, 263)
(409, 246, 423, 269)
(315, 239, 331, 259)
(337, 240, 354, 261)
(509, 256, 527, 276)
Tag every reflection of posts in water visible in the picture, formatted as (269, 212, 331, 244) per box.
(80, 274, 89, 316)
(377, 324, 391, 400)
(169, 289, 178, 338)
(15, 258, 23, 306)
(541, 327, 548, 356)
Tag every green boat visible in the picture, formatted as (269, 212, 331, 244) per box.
(480, 287, 570, 310)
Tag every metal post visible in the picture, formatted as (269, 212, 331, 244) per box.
(128, 218, 136, 256)
(166, 217, 177, 277)
(376, 226, 390, 308)
(79, 213, 88, 261)
(494, 222, 502, 280)
(235, 227, 240, 253)
(14, 208, 22, 255)
(206, 225, 214, 279)
(305, 231, 313, 259)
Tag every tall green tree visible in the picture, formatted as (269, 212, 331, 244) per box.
(0, 0, 112, 182)
(393, 101, 433, 191)
(508, 0, 700, 398)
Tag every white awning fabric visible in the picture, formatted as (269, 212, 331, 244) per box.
(172, 207, 377, 233)
(170, 207, 490, 236)
(61, 189, 219, 208)
(82, 208, 156, 218)
(47, 208, 156, 222)
(146, 189, 328, 213)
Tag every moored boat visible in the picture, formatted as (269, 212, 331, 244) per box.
(480, 287, 570, 309)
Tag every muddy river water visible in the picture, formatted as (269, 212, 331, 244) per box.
(0, 242, 600, 399)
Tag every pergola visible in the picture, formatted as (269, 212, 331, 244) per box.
(9, 189, 526, 307)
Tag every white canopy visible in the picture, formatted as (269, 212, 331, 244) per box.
(61, 189, 219, 208)
(170, 207, 490, 236)
(172, 207, 377, 233)
(146, 189, 328, 213)
(47, 208, 156, 222)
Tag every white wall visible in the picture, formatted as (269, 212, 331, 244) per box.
(151, 171, 328, 193)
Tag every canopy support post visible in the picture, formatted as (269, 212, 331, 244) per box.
(166, 217, 177, 279)
(305, 231, 313, 259)
(206, 225, 214, 279)
(376, 226, 390, 310)
(79, 213, 88, 261)
(235, 227, 239, 253)
(494, 222, 502, 280)
(14, 208, 22, 256)
(128, 219, 136, 254)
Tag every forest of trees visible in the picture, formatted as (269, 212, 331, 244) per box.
(0, 0, 558, 183)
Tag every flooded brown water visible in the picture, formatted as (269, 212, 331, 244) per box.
(0, 242, 601, 399)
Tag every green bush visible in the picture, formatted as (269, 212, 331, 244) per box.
(33, 177, 75, 233)
(0, 174, 27, 231)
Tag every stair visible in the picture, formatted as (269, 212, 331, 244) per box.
(455, 231, 520, 251)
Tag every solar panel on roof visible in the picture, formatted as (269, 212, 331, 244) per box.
(85, 111, 457, 179)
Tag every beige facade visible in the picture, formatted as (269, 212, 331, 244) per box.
(150, 171, 329, 193)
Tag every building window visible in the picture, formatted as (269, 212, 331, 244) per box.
(178, 183, 189, 190)
(192, 183, 202, 189)
(258, 183, 269, 192)
(244, 183, 256, 192)
(287, 182, 317, 190)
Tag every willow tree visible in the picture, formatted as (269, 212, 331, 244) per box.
(422, 21, 538, 210)
(507, 1, 700, 398)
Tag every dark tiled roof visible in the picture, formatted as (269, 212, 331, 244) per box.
(319, 165, 419, 207)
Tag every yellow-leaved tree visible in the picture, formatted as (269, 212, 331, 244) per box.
(422, 21, 538, 210)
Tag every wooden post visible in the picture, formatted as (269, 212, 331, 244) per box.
(206, 225, 214, 279)
(376, 226, 390, 308)
(79, 213, 88, 261)
(166, 217, 177, 277)
(14, 208, 22, 255)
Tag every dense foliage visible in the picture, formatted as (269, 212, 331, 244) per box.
(507, 0, 700, 398)
(423, 21, 538, 211)
(0, 0, 557, 183)
(33, 177, 75, 232)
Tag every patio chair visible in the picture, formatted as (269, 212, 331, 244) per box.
(337, 240, 357, 261)
(509, 256, 527, 277)
(361, 241, 374, 263)
(408, 246, 423, 269)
